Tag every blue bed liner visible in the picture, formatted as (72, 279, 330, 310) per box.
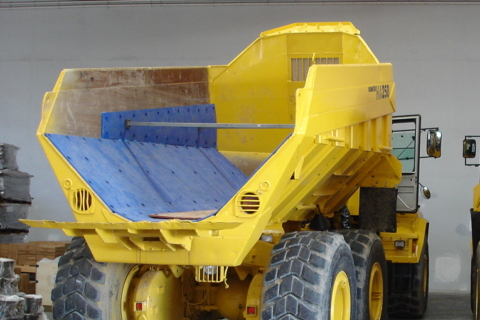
(46, 105, 248, 222)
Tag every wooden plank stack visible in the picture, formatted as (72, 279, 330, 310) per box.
(0, 143, 32, 243)
(0, 241, 70, 295)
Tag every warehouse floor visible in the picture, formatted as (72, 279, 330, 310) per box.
(395, 292, 471, 320)
(43, 292, 472, 319)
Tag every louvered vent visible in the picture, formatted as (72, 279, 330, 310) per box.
(291, 57, 340, 82)
(72, 188, 93, 212)
(237, 192, 261, 215)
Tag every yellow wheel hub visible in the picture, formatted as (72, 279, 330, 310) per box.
(121, 265, 142, 320)
(369, 262, 384, 320)
(331, 271, 351, 320)
(120, 266, 182, 320)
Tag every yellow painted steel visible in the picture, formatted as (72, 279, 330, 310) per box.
(331, 271, 351, 320)
(369, 262, 384, 320)
(474, 183, 480, 212)
(380, 213, 428, 264)
(243, 273, 263, 319)
(24, 22, 402, 270)
(121, 266, 183, 320)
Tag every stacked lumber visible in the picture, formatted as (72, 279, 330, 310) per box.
(0, 241, 70, 295)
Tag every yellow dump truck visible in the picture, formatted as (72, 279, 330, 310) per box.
(462, 137, 480, 319)
(24, 22, 441, 320)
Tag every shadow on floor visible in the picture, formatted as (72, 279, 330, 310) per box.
(393, 292, 471, 320)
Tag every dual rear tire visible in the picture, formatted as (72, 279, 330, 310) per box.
(261, 230, 388, 320)
(471, 242, 480, 320)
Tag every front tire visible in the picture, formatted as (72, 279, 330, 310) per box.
(473, 242, 480, 320)
(337, 230, 387, 320)
(387, 241, 429, 319)
(51, 237, 137, 320)
(261, 231, 357, 319)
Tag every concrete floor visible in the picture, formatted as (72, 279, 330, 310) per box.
(43, 292, 472, 320)
(395, 292, 472, 320)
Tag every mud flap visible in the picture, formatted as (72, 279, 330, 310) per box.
(359, 187, 397, 233)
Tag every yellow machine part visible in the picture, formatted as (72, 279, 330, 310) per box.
(474, 183, 480, 212)
(122, 266, 183, 320)
(24, 22, 402, 268)
(380, 213, 428, 264)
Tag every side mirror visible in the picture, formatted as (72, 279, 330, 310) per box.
(463, 139, 477, 158)
(427, 130, 442, 158)
(419, 183, 431, 199)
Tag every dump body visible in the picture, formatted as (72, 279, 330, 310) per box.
(25, 22, 402, 268)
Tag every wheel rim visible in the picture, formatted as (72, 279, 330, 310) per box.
(369, 262, 383, 320)
(422, 252, 428, 295)
(121, 265, 142, 320)
(331, 270, 351, 320)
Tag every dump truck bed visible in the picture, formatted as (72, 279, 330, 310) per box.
(25, 22, 402, 267)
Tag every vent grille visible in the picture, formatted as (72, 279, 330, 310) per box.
(195, 266, 228, 283)
(291, 57, 340, 82)
(237, 192, 261, 215)
(72, 188, 93, 212)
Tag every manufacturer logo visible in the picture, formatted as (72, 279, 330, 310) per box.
(368, 84, 390, 100)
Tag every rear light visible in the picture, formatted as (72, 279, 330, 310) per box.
(135, 302, 144, 311)
(246, 306, 257, 316)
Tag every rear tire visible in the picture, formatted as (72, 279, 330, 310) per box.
(387, 241, 429, 319)
(51, 237, 136, 320)
(261, 231, 357, 319)
(337, 230, 387, 320)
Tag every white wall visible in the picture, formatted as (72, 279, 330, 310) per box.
(0, 4, 477, 292)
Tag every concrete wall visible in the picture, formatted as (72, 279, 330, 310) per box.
(0, 4, 477, 292)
